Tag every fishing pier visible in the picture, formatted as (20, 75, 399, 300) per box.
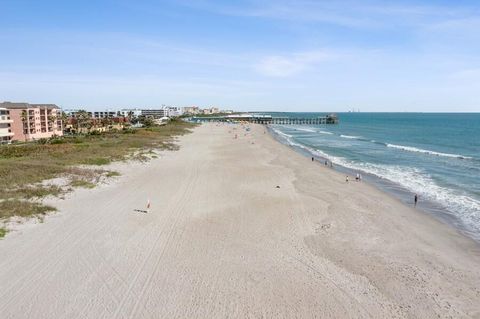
(189, 114, 339, 125)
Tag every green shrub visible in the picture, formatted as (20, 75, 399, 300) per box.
(0, 200, 57, 219)
(36, 138, 48, 145)
(49, 138, 65, 144)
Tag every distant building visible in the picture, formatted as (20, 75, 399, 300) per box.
(0, 102, 63, 141)
(0, 107, 14, 144)
(92, 111, 116, 119)
(63, 109, 90, 118)
(182, 106, 200, 115)
(119, 108, 142, 118)
(62, 109, 77, 115)
(64, 109, 117, 119)
(140, 109, 167, 118)
(164, 106, 183, 117)
(202, 107, 220, 115)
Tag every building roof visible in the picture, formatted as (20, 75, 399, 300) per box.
(31, 104, 60, 109)
(0, 102, 60, 109)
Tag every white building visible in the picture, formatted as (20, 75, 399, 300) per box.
(164, 106, 183, 117)
(0, 107, 14, 144)
(141, 109, 167, 118)
(119, 108, 142, 118)
(92, 111, 117, 118)
(63, 109, 117, 118)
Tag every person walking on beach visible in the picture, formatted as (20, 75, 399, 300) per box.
(312, 157, 314, 162)
(346, 175, 349, 183)
(414, 194, 418, 207)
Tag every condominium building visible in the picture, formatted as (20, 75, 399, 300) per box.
(92, 111, 117, 119)
(165, 106, 183, 117)
(202, 107, 220, 115)
(119, 108, 142, 118)
(64, 109, 117, 119)
(0, 107, 14, 144)
(182, 106, 200, 115)
(140, 109, 167, 118)
(0, 102, 63, 142)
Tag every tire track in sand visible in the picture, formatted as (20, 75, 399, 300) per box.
(111, 160, 200, 319)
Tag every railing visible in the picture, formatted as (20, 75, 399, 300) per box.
(190, 115, 339, 125)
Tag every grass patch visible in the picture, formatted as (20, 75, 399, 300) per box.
(70, 179, 96, 189)
(0, 185, 63, 200)
(105, 171, 121, 178)
(0, 227, 7, 238)
(0, 120, 197, 219)
(83, 157, 111, 165)
(0, 200, 57, 219)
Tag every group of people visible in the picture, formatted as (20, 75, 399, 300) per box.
(312, 156, 420, 207)
(345, 173, 362, 183)
(311, 157, 333, 168)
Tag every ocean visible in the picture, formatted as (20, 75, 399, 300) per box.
(266, 112, 480, 242)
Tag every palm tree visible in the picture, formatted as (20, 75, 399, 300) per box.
(75, 110, 92, 133)
(60, 111, 68, 133)
(100, 116, 112, 128)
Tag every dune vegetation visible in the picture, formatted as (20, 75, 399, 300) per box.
(0, 119, 196, 221)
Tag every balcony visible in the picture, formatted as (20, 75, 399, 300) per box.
(0, 116, 13, 124)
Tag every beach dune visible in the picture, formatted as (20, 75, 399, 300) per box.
(1, 123, 479, 318)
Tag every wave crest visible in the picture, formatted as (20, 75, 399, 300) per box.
(340, 135, 362, 139)
(386, 144, 472, 159)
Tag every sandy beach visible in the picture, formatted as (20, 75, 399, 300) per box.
(1, 122, 480, 318)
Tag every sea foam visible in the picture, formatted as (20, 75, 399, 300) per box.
(386, 143, 472, 159)
(340, 135, 362, 139)
(270, 127, 480, 239)
(271, 128, 293, 138)
(294, 127, 316, 133)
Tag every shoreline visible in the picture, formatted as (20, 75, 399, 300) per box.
(267, 124, 480, 244)
(1, 122, 479, 318)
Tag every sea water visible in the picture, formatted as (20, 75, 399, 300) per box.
(266, 112, 480, 242)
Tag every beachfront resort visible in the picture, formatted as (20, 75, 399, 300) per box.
(0, 101, 233, 143)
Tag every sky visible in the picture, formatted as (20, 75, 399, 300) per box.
(0, 0, 479, 112)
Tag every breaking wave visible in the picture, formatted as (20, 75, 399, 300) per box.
(386, 144, 472, 159)
(340, 135, 362, 139)
(269, 127, 480, 239)
(294, 127, 316, 133)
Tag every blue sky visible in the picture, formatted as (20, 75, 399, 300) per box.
(0, 0, 479, 111)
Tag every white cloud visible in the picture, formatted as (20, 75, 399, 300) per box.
(172, 0, 478, 29)
(255, 51, 331, 77)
